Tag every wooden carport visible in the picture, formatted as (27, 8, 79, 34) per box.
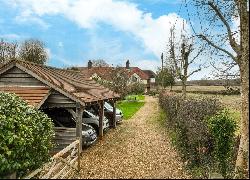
(0, 60, 120, 153)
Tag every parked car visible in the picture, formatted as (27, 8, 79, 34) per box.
(83, 110, 110, 133)
(86, 102, 123, 124)
(43, 108, 97, 147)
(104, 102, 123, 123)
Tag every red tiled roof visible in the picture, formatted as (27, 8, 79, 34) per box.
(0, 60, 120, 105)
(0, 86, 50, 107)
(129, 67, 149, 80)
(79, 66, 150, 80)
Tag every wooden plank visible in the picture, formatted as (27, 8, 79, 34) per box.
(76, 106, 84, 153)
(6, 93, 48, 97)
(0, 77, 44, 83)
(45, 98, 75, 104)
(111, 100, 117, 128)
(0, 81, 45, 86)
(53, 140, 79, 159)
(1, 73, 34, 78)
(99, 101, 104, 138)
(42, 103, 77, 108)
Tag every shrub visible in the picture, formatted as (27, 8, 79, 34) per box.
(0, 92, 55, 178)
(146, 90, 159, 96)
(206, 109, 237, 177)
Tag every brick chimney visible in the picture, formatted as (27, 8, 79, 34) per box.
(88, 60, 92, 69)
(126, 60, 130, 69)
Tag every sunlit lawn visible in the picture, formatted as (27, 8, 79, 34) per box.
(117, 95, 145, 119)
(125, 94, 145, 101)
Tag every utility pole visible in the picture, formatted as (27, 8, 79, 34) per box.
(161, 52, 164, 70)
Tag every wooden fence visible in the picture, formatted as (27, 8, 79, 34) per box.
(23, 138, 81, 179)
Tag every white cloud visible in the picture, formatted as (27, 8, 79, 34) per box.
(133, 59, 161, 72)
(14, 9, 50, 29)
(9, 0, 190, 58)
(0, 33, 21, 40)
(45, 48, 52, 59)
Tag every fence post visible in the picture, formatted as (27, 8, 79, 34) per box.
(77, 137, 81, 172)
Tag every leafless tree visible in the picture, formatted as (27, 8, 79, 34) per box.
(192, 0, 249, 177)
(0, 39, 18, 63)
(18, 39, 48, 64)
(167, 26, 204, 97)
(91, 59, 110, 67)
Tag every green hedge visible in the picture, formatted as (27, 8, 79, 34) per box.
(0, 93, 55, 178)
(159, 92, 237, 178)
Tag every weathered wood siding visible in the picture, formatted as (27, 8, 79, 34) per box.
(52, 127, 77, 153)
(0, 67, 45, 86)
(44, 90, 76, 107)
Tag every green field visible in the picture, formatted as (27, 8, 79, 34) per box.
(117, 95, 145, 120)
(165, 85, 241, 92)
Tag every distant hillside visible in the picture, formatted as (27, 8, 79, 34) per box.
(175, 78, 241, 86)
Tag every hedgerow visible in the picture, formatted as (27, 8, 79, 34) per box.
(159, 92, 237, 178)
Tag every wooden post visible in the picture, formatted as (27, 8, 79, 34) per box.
(111, 100, 117, 128)
(98, 101, 104, 139)
(76, 103, 84, 153)
(77, 137, 81, 171)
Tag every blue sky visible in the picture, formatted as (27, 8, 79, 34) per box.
(0, 0, 220, 80)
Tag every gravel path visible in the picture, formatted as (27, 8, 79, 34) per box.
(77, 96, 190, 179)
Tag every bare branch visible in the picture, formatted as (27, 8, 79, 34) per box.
(198, 34, 238, 63)
(187, 65, 202, 78)
(208, 1, 240, 54)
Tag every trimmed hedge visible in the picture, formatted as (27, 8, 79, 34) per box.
(159, 92, 237, 178)
(0, 92, 55, 178)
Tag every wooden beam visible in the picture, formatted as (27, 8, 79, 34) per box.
(37, 90, 52, 109)
(41, 103, 77, 108)
(111, 100, 117, 128)
(76, 104, 84, 153)
(98, 101, 104, 139)
(65, 108, 76, 119)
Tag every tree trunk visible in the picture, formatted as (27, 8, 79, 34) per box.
(235, 66, 249, 178)
(235, 1, 249, 177)
(181, 78, 187, 98)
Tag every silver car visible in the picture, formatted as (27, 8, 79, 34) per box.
(82, 123, 98, 146)
(104, 102, 123, 123)
(83, 110, 110, 133)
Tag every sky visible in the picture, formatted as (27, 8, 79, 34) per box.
(0, 0, 234, 80)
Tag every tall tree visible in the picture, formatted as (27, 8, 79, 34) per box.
(156, 67, 175, 90)
(18, 39, 48, 64)
(0, 39, 18, 63)
(167, 26, 203, 97)
(194, 0, 249, 177)
(109, 66, 129, 98)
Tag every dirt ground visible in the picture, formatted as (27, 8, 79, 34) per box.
(76, 96, 190, 179)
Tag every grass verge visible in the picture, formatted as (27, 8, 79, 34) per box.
(117, 101, 145, 120)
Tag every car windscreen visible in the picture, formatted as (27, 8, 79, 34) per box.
(104, 102, 113, 109)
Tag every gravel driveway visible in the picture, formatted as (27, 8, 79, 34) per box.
(77, 96, 190, 179)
